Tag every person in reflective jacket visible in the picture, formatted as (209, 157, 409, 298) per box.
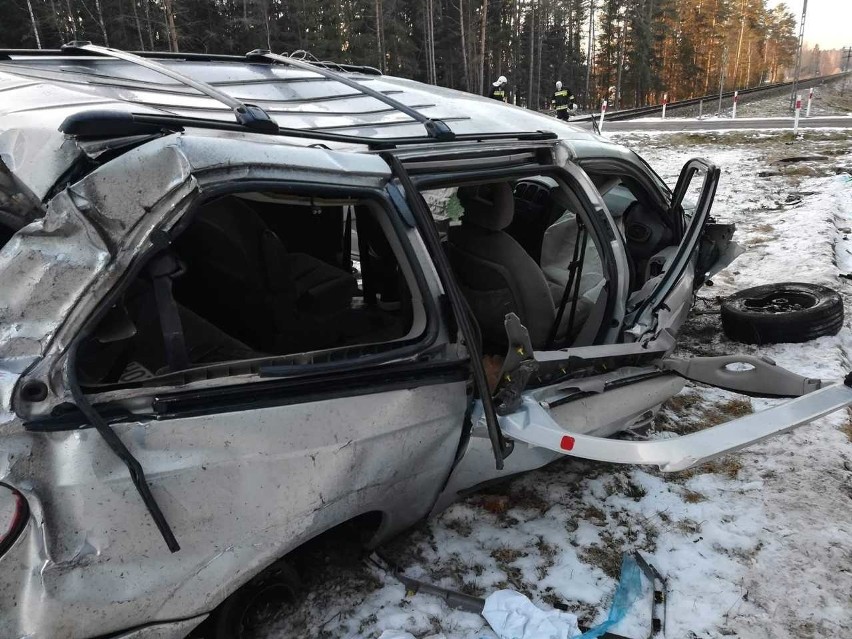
(552, 81, 576, 120)
(489, 76, 508, 102)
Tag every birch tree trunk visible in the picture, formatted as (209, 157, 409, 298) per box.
(375, 0, 385, 72)
(131, 0, 145, 49)
(263, 0, 272, 50)
(459, 0, 469, 90)
(25, 0, 42, 48)
(66, 0, 78, 39)
(428, 0, 437, 83)
(162, 0, 179, 52)
(144, 0, 155, 49)
(95, 0, 110, 45)
(527, 5, 534, 106)
(47, 0, 63, 43)
(478, 0, 487, 95)
(732, 0, 746, 87)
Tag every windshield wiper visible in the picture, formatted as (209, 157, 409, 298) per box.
(60, 41, 278, 133)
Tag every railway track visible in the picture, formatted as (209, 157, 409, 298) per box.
(565, 71, 850, 122)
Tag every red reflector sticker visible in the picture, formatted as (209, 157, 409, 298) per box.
(560, 435, 575, 451)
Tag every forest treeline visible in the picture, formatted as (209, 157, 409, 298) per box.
(2, 0, 840, 110)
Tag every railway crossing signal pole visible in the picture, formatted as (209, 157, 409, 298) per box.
(790, 0, 808, 109)
(793, 94, 802, 135)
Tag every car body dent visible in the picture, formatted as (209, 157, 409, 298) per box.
(1, 371, 466, 638)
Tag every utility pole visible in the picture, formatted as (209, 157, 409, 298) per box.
(789, 0, 808, 109)
(842, 47, 851, 97)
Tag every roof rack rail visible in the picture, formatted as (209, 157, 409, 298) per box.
(59, 110, 556, 150)
(59, 41, 278, 133)
(0, 48, 384, 75)
(245, 49, 455, 142)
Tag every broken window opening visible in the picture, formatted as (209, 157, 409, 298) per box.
(77, 190, 426, 391)
(421, 175, 606, 356)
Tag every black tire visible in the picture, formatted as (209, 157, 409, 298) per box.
(193, 561, 302, 639)
(721, 282, 843, 345)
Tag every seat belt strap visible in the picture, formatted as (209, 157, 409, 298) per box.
(547, 220, 587, 348)
(343, 205, 353, 273)
(148, 254, 190, 372)
(565, 227, 589, 339)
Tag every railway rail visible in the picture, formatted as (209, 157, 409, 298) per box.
(564, 71, 850, 122)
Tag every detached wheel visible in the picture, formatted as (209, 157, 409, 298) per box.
(721, 282, 843, 345)
(203, 562, 302, 639)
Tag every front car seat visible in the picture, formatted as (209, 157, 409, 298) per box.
(446, 183, 555, 352)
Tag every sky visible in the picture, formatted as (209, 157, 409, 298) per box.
(771, 0, 852, 50)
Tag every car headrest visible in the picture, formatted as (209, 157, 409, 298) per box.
(458, 183, 514, 231)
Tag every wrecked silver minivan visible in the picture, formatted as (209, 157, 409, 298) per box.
(1, 44, 851, 639)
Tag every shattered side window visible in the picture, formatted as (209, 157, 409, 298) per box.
(77, 191, 424, 389)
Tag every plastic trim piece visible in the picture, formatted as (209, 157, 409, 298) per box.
(497, 382, 852, 471)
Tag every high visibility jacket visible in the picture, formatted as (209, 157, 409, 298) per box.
(489, 86, 507, 102)
(552, 89, 575, 111)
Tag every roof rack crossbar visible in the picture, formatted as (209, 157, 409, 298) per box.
(245, 49, 455, 142)
(0, 61, 409, 105)
(60, 41, 278, 133)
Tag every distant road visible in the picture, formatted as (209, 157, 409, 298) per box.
(574, 116, 852, 133)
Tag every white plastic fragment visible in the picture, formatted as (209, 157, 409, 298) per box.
(482, 589, 581, 639)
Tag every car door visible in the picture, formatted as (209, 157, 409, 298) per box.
(0, 136, 472, 639)
(387, 146, 852, 493)
(480, 153, 852, 476)
(622, 158, 723, 340)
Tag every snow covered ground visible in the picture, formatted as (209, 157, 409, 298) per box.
(263, 129, 852, 639)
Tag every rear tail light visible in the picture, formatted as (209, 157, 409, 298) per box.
(0, 483, 28, 558)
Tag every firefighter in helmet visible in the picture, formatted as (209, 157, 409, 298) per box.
(552, 81, 576, 120)
(489, 76, 508, 102)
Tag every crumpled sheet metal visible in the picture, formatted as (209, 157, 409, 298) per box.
(0, 156, 43, 228)
(0, 190, 111, 399)
(0, 123, 81, 201)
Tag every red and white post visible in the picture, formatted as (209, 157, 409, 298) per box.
(732, 91, 738, 119)
(794, 93, 802, 135)
(661, 92, 668, 119)
(806, 87, 814, 117)
(599, 99, 608, 132)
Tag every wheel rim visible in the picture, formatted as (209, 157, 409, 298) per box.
(742, 290, 817, 314)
